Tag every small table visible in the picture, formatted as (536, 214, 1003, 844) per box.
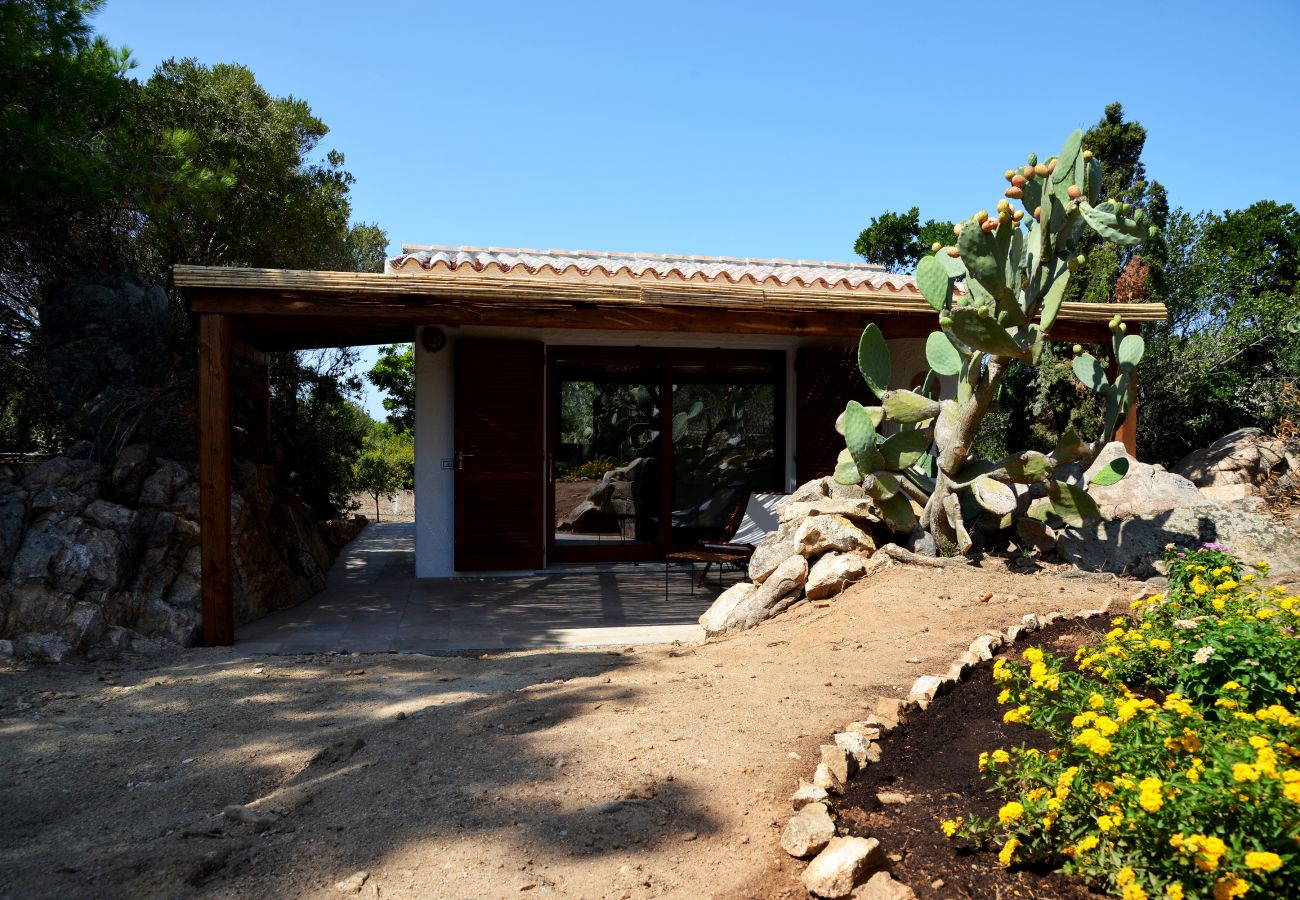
(664, 544, 753, 597)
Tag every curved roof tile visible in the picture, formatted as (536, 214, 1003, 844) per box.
(387, 245, 921, 293)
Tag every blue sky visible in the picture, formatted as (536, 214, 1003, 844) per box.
(93, 0, 1300, 417)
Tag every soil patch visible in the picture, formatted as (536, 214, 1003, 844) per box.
(831, 619, 1110, 900)
(0, 561, 1133, 899)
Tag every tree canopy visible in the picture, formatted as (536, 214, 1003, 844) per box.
(366, 344, 415, 433)
(1, 0, 389, 520)
(852, 206, 951, 273)
(1139, 200, 1300, 462)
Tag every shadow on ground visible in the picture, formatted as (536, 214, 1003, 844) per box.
(0, 646, 718, 898)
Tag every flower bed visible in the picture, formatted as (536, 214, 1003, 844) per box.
(950, 546, 1299, 899)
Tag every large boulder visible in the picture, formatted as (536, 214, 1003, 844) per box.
(806, 551, 876, 601)
(1083, 442, 1205, 519)
(698, 581, 758, 635)
(794, 515, 875, 558)
(778, 499, 879, 526)
(1174, 427, 1289, 503)
(41, 273, 194, 458)
(748, 519, 801, 583)
(1059, 503, 1300, 578)
(701, 554, 808, 635)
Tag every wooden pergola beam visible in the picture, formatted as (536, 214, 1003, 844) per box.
(198, 314, 234, 647)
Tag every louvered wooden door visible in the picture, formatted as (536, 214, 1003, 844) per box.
(794, 345, 872, 485)
(454, 339, 545, 571)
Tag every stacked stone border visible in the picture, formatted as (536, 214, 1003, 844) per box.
(781, 597, 1145, 899)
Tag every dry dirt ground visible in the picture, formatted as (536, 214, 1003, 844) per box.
(0, 562, 1137, 900)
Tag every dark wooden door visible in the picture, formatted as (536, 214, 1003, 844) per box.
(454, 339, 545, 570)
(794, 345, 872, 485)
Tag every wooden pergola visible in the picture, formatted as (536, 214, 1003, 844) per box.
(174, 263, 1168, 646)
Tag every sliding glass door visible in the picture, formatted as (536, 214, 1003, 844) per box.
(548, 347, 783, 563)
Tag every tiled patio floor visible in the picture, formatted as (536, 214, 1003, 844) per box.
(235, 521, 732, 654)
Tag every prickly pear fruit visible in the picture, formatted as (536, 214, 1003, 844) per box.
(1004, 169, 1016, 182)
(1028, 152, 1038, 166)
(953, 223, 963, 236)
(997, 198, 1011, 213)
(1067, 185, 1082, 200)
(1083, 149, 1094, 161)
(975, 210, 989, 223)
(931, 241, 942, 252)
(947, 246, 961, 258)
(1072, 344, 1083, 355)
(1005, 187, 1023, 199)
(1033, 206, 1042, 219)
(981, 219, 996, 233)
(1012, 174, 1027, 188)
(1034, 163, 1049, 178)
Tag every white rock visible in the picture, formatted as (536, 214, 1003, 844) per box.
(821, 743, 855, 783)
(1004, 624, 1025, 643)
(806, 550, 877, 601)
(812, 762, 844, 795)
(833, 732, 875, 769)
(1020, 613, 1041, 631)
(851, 870, 918, 899)
(779, 499, 880, 525)
(698, 581, 757, 635)
(335, 871, 369, 893)
(803, 836, 886, 898)
(791, 781, 830, 810)
(844, 721, 883, 740)
(701, 555, 808, 635)
(781, 802, 836, 858)
(909, 675, 943, 700)
(794, 515, 875, 558)
(968, 634, 1000, 661)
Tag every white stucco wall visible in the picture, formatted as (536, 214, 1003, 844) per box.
(413, 326, 931, 577)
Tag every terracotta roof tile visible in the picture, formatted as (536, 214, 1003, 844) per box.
(387, 245, 920, 293)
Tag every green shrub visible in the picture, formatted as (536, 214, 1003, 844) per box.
(556, 458, 616, 481)
(947, 547, 1299, 900)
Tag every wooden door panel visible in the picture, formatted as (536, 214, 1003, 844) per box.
(454, 339, 544, 570)
(794, 345, 872, 485)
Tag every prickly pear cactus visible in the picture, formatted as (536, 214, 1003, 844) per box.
(838, 130, 1154, 554)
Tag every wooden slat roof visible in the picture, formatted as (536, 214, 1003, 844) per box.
(174, 261, 1167, 350)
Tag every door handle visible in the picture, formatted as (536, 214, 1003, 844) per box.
(457, 451, 474, 470)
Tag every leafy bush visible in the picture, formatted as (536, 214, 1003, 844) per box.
(947, 546, 1299, 899)
(556, 458, 616, 481)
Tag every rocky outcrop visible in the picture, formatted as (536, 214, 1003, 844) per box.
(1055, 441, 1300, 578)
(1083, 442, 1205, 519)
(702, 480, 884, 637)
(42, 273, 195, 459)
(1059, 502, 1300, 579)
(0, 446, 365, 661)
(1174, 427, 1290, 503)
(557, 458, 653, 535)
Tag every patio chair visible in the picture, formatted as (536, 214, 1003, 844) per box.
(664, 490, 786, 595)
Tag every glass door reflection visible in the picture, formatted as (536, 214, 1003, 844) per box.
(553, 379, 662, 550)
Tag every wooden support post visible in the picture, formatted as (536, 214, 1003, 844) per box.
(199, 314, 234, 646)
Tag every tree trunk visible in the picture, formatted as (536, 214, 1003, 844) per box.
(920, 357, 1010, 554)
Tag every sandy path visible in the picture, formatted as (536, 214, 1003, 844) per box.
(0, 562, 1131, 899)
